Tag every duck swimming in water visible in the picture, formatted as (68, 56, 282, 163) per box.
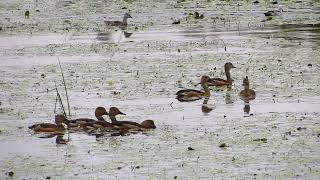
(207, 62, 236, 86)
(88, 107, 126, 130)
(107, 107, 156, 130)
(29, 114, 66, 133)
(176, 75, 211, 102)
(108, 107, 126, 123)
(104, 13, 132, 30)
(239, 76, 256, 100)
(113, 119, 156, 130)
(64, 107, 111, 129)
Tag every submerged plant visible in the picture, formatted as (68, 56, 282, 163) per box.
(25, 10, 30, 18)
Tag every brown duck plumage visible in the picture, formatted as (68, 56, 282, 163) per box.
(104, 13, 132, 30)
(207, 62, 236, 86)
(239, 76, 256, 100)
(29, 114, 66, 133)
(176, 75, 211, 102)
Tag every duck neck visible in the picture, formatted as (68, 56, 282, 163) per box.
(109, 115, 117, 123)
(57, 124, 65, 129)
(123, 17, 128, 24)
(96, 115, 106, 122)
(225, 69, 231, 82)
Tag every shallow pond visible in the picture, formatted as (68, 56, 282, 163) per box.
(0, 0, 320, 179)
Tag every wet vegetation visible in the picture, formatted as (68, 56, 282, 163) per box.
(1, 0, 320, 179)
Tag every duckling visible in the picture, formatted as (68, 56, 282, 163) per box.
(207, 62, 236, 86)
(64, 107, 109, 128)
(239, 76, 256, 100)
(29, 114, 66, 133)
(176, 75, 210, 102)
(104, 13, 132, 30)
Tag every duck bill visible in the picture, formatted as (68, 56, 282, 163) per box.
(119, 111, 126, 115)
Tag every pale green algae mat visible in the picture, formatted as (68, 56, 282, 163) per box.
(0, 0, 320, 179)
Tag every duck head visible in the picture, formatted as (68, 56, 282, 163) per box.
(200, 75, 210, 83)
(124, 13, 132, 19)
(140, 120, 156, 129)
(55, 114, 67, 125)
(95, 107, 108, 118)
(109, 107, 126, 116)
(196, 75, 210, 86)
(225, 62, 236, 71)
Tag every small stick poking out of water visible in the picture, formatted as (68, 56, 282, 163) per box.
(58, 59, 71, 117)
(54, 83, 67, 118)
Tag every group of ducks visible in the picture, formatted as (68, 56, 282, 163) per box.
(29, 11, 259, 138)
(29, 62, 256, 137)
(29, 62, 256, 134)
(29, 107, 156, 136)
(175, 62, 256, 106)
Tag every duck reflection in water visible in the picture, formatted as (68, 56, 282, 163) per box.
(96, 30, 133, 42)
(239, 76, 256, 117)
(225, 87, 234, 104)
(38, 133, 69, 145)
(201, 97, 215, 114)
(56, 135, 69, 144)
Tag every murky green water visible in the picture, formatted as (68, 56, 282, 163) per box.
(1, 0, 320, 179)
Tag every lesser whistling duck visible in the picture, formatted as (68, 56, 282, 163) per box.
(108, 107, 156, 130)
(264, 6, 284, 16)
(239, 76, 256, 100)
(104, 13, 132, 29)
(64, 107, 111, 129)
(113, 120, 156, 130)
(108, 107, 126, 123)
(207, 62, 236, 86)
(84, 107, 128, 132)
(87, 107, 127, 130)
(64, 107, 107, 126)
(29, 114, 66, 133)
(176, 75, 211, 102)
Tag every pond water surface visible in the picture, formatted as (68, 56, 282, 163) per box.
(0, 0, 320, 179)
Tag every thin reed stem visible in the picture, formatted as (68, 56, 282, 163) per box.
(55, 83, 67, 118)
(58, 59, 71, 117)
